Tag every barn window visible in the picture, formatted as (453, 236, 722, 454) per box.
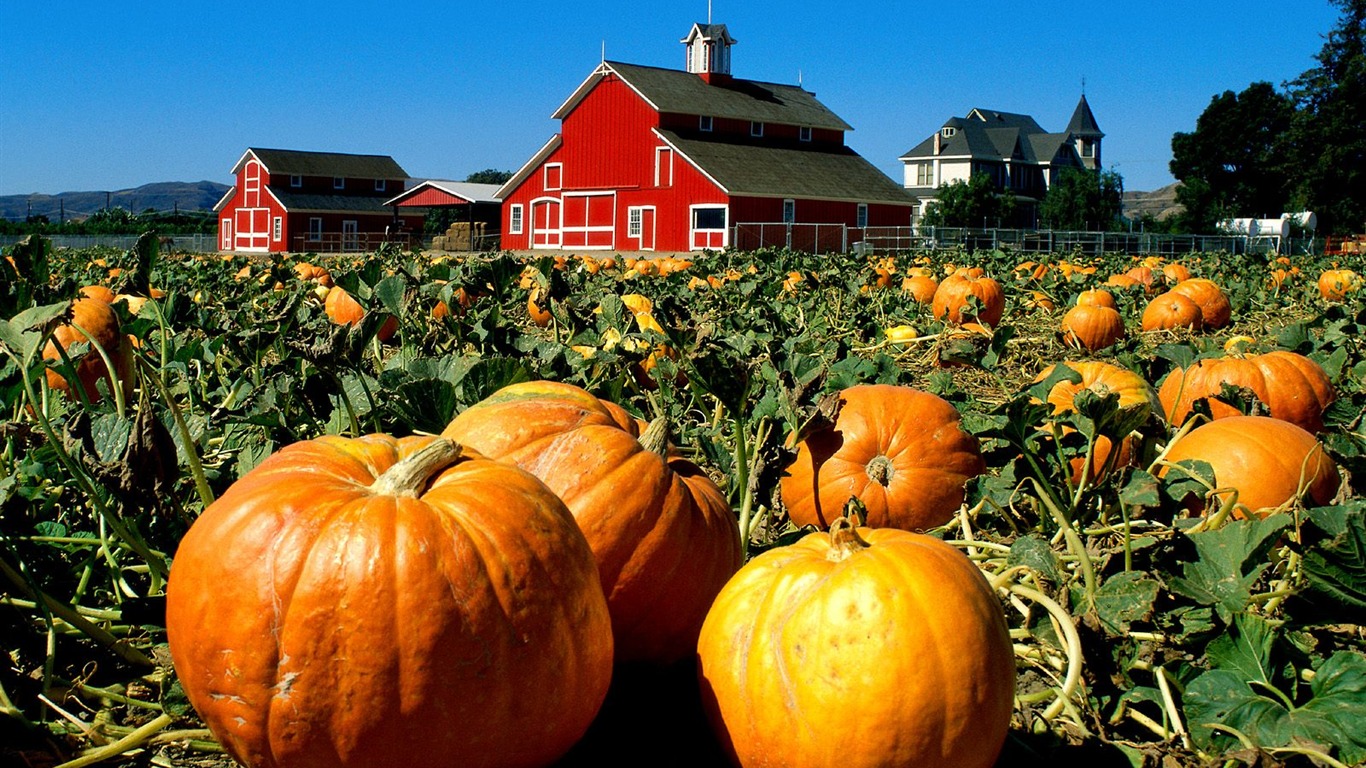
(655, 148, 673, 187)
(699, 115, 713, 132)
(857, 203, 868, 229)
(544, 164, 562, 191)
(273, 217, 282, 242)
(693, 206, 726, 230)
(221, 220, 232, 249)
(782, 199, 796, 223)
(375, 179, 386, 192)
(309, 217, 322, 242)
(290, 175, 302, 188)
(333, 177, 345, 189)
(750, 121, 764, 138)
(509, 204, 524, 234)
(799, 126, 812, 142)
(628, 208, 642, 237)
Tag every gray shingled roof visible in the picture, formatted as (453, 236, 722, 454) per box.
(556, 61, 852, 131)
(242, 148, 408, 179)
(268, 190, 398, 214)
(899, 106, 1084, 164)
(1066, 95, 1104, 137)
(660, 130, 913, 204)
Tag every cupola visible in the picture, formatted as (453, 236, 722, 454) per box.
(682, 22, 736, 84)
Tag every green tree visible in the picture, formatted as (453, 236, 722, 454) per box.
(920, 173, 1015, 228)
(1285, 0, 1366, 234)
(465, 169, 513, 185)
(1169, 82, 1296, 232)
(1040, 168, 1124, 231)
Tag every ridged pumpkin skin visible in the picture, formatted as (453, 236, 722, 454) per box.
(1035, 361, 1159, 483)
(1318, 268, 1360, 301)
(1158, 350, 1335, 433)
(442, 380, 743, 664)
(780, 385, 984, 531)
(1141, 291, 1204, 332)
(1170, 278, 1231, 329)
(1162, 415, 1340, 517)
(1061, 304, 1126, 351)
(166, 435, 613, 768)
(1075, 288, 1117, 309)
(697, 523, 1015, 768)
(931, 273, 1005, 327)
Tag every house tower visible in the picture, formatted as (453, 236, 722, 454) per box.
(1066, 94, 1104, 171)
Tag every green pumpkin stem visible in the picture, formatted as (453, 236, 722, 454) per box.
(371, 438, 463, 498)
(638, 416, 670, 456)
(827, 514, 871, 562)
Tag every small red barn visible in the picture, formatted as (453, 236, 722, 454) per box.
(215, 148, 423, 253)
(498, 22, 915, 253)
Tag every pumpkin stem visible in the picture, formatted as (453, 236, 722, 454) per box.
(865, 455, 896, 487)
(370, 438, 463, 498)
(827, 514, 871, 562)
(638, 416, 670, 456)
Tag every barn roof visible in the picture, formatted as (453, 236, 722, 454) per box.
(234, 148, 409, 179)
(268, 190, 398, 214)
(384, 180, 502, 207)
(554, 61, 852, 131)
(657, 130, 913, 205)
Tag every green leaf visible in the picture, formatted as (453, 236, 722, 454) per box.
(1092, 571, 1160, 636)
(1185, 651, 1366, 764)
(1007, 534, 1061, 584)
(1167, 514, 1290, 621)
(373, 275, 407, 316)
(1119, 469, 1161, 507)
(1205, 613, 1276, 685)
(1294, 502, 1366, 625)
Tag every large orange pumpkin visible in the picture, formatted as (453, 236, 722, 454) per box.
(931, 272, 1005, 326)
(1169, 278, 1231, 329)
(1318, 268, 1361, 301)
(900, 274, 939, 304)
(780, 384, 984, 531)
(697, 517, 1015, 768)
(1162, 416, 1340, 518)
(1075, 288, 1117, 309)
(1141, 291, 1204, 332)
(1035, 361, 1159, 484)
(166, 435, 613, 768)
(441, 380, 742, 664)
(324, 286, 397, 342)
(1061, 304, 1126, 351)
(43, 296, 125, 402)
(1158, 350, 1335, 433)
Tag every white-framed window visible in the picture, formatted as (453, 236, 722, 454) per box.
(290, 174, 302, 188)
(509, 204, 524, 234)
(655, 147, 673, 187)
(333, 176, 345, 189)
(699, 115, 713, 132)
(544, 163, 562, 191)
(375, 178, 386, 191)
(782, 199, 795, 223)
(272, 216, 282, 242)
(799, 126, 812, 142)
(628, 207, 642, 237)
(308, 217, 322, 242)
(751, 121, 764, 137)
(693, 205, 726, 230)
(941, 126, 957, 138)
(916, 162, 934, 187)
(857, 203, 868, 229)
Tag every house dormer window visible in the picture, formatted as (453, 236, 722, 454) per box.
(1080, 139, 1094, 158)
(699, 115, 713, 132)
(333, 177, 345, 189)
(375, 179, 386, 192)
(941, 127, 957, 138)
(751, 121, 764, 138)
(799, 126, 812, 142)
(290, 175, 302, 188)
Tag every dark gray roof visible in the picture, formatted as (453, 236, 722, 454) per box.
(660, 130, 913, 204)
(1066, 94, 1104, 137)
(555, 61, 851, 131)
(268, 190, 398, 214)
(240, 148, 408, 179)
(966, 108, 1046, 133)
(899, 105, 1086, 164)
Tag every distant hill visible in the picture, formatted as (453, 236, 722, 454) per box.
(1122, 182, 1183, 221)
(0, 181, 231, 221)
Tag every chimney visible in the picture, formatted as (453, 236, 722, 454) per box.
(934, 130, 941, 155)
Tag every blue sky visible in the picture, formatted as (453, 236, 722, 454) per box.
(0, 1, 1343, 197)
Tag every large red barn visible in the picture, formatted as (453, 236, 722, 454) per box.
(215, 148, 423, 253)
(498, 23, 915, 253)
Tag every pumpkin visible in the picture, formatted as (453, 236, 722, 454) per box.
(43, 296, 124, 402)
(780, 384, 984, 531)
(78, 284, 117, 304)
(165, 435, 613, 768)
(1169, 278, 1231, 329)
(1061, 304, 1126, 351)
(931, 272, 1005, 326)
(900, 274, 939, 304)
(441, 381, 742, 664)
(697, 516, 1015, 768)
(1141, 291, 1204, 332)
(1035, 361, 1159, 484)
(1075, 288, 1117, 309)
(1318, 268, 1360, 301)
(527, 287, 552, 327)
(325, 286, 398, 342)
(1161, 262, 1193, 284)
(1158, 350, 1335, 433)
(1105, 273, 1142, 290)
(1162, 416, 1340, 518)
(1023, 290, 1056, 312)
(1123, 265, 1158, 291)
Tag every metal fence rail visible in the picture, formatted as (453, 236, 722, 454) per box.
(0, 234, 220, 252)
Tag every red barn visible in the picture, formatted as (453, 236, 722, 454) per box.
(215, 148, 423, 253)
(498, 22, 915, 253)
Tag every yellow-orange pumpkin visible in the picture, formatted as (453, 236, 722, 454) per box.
(1061, 304, 1126, 351)
(1035, 361, 1159, 483)
(1158, 350, 1335, 433)
(780, 384, 984, 531)
(1318, 268, 1361, 301)
(901, 274, 939, 304)
(43, 296, 125, 402)
(1141, 291, 1204, 332)
(166, 435, 613, 768)
(1076, 288, 1117, 309)
(697, 517, 1015, 768)
(1169, 278, 1231, 329)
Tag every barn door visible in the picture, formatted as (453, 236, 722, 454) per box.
(562, 192, 615, 249)
(531, 198, 561, 248)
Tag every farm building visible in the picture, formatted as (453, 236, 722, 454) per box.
(215, 148, 423, 253)
(899, 97, 1104, 226)
(385, 180, 503, 251)
(497, 22, 915, 253)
